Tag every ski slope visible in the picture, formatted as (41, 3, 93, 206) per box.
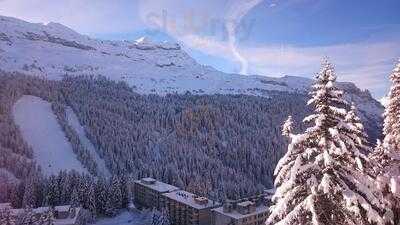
(66, 107, 111, 177)
(12, 95, 88, 176)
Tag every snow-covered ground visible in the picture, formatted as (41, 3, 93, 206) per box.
(0, 15, 303, 96)
(66, 107, 111, 177)
(92, 211, 147, 225)
(12, 95, 88, 176)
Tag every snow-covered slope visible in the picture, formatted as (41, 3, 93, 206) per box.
(0, 15, 306, 95)
(0, 15, 383, 118)
(12, 95, 88, 175)
(66, 107, 111, 177)
(92, 211, 147, 225)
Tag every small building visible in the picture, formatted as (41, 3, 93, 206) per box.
(0, 204, 86, 225)
(212, 193, 272, 225)
(133, 177, 180, 210)
(0, 203, 12, 210)
(163, 190, 220, 225)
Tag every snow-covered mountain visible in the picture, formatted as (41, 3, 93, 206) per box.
(0, 15, 383, 119)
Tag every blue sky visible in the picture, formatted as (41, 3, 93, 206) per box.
(0, 0, 399, 98)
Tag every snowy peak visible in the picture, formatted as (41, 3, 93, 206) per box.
(134, 36, 152, 44)
(0, 15, 202, 86)
(132, 36, 181, 51)
(0, 15, 314, 96)
(0, 16, 85, 43)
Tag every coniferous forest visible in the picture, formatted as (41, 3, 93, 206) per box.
(1, 60, 399, 225)
(0, 72, 310, 208)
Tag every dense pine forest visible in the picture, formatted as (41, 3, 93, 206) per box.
(0, 71, 382, 218)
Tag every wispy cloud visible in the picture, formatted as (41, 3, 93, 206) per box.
(224, 0, 264, 75)
(176, 33, 399, 97)
(1, 0, 399, 97)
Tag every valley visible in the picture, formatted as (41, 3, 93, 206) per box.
(0, 14, 394, 225)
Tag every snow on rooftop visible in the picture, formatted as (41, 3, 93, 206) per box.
(142, 177, 156, 182)
(3, 205, 82, 225)
(212, 203, 269, 220)
(8, 205, 73, 215)
(7, 204, 82, 225)
(134, 178, 179, 193)
(264, 188, 276, 195)
(237, 201, 254, 207)
(163, 190, 219, 210)
(0, 203, 12, 210)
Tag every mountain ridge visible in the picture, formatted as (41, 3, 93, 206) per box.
(0, 15, 383, 121)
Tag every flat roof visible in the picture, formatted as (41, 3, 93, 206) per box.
(134, 178, 180, 193)
(237, 201, 254, 207)
(163, 190, 220, 210)
(264, 188, 276, 195)
(9, 205, 74, 215)
(212, 204, 269, 220)
(0, 203, 11, 210)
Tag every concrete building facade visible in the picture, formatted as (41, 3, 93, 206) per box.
(132, 178, 275, 225)
(163, 190, 220, 225)
(133, 177, 180, 210)
(211, 192, 272, 225)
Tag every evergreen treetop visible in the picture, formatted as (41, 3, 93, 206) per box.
(267, 60, 387, 225)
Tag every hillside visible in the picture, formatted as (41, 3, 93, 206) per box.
(12, 95, 88, 175)
(0, 15, 385, 205)
(0, 15, 309, 96)
(0, 73, 383, 202)
(0, 15, 384, 132)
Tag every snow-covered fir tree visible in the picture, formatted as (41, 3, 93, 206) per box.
(145, 209, 171, 225)
(282, 116, 294, 138)
(345, 104, 371, 152)
(110, 176, 123, 210)
(95, 177, 108, 215)
(267, 60, 387, 225)
(45, 176, 59, 207)
(16, 206, 37, 225)
(22, 171, 38, 208)
(39, 208, 55, 225)
(0, 208, 15, 225)
(70, 189, 80, 208)
(344, 103, 377, 176)
(370, 59, 400, 224)
(87, 183, 97, 215)
(383, 60, 400, 151)
(104, 178, 122, 218)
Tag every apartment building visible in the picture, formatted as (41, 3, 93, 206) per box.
(211, 192, 272, 225)
(163, 190, 220, 225)
(132, 178, 275, 225)
(133, 177, 180, 210)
